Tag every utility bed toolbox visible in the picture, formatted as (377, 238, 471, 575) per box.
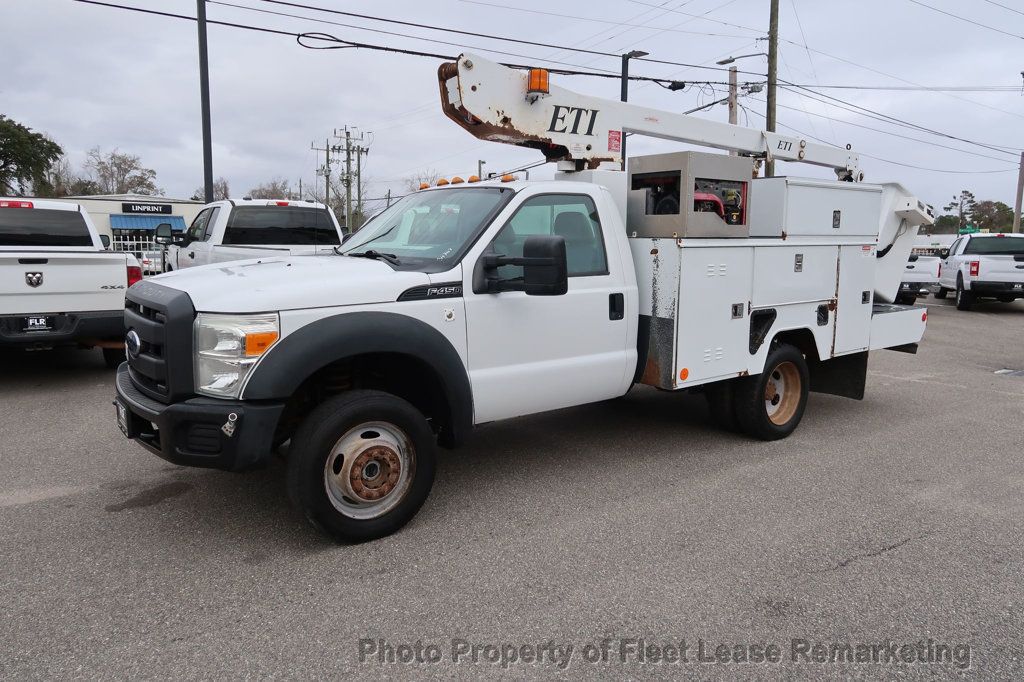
(869, 303, 927, 351)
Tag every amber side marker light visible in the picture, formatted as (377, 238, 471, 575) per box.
(679, 368, 689, 381)
(245, 331, 279, 357)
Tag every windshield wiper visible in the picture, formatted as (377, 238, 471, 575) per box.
(348, 249, 401, 265)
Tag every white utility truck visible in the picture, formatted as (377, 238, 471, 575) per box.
(114, 55, 931, 542)
(160, 198, 344, 271)
(935, 232, 1024, 310)
(1, 198, 141, 367)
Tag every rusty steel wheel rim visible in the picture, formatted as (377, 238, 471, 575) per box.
(324, 421, 414, 520)
(764, 361, 801, 426)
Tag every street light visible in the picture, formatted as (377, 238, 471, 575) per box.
(716, 52, 768, 66)
(620, 50, 649, 168)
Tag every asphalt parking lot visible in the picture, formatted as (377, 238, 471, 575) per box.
(1, 296, 1022, 678)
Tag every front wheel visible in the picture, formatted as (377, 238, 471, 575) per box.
(934, 287, 948, 300)
(734, 344, 810, 441)
(286, 390, 436, 543)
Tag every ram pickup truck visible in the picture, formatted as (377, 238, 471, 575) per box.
(163, 199, 344, 271)
(936, 233, 1024, 310)
(896, 254, 940, 304)
(1, 198, 141, 367)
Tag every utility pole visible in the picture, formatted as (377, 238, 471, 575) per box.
(620, 50, 649, 169)
(728, 66, 738, 156)
(766, 0, 779, 177)
(311, 139, 332, 207)
(333, 127, 371, 231)
(385, 189, 392, 208)
(196, 0, 214, 203)
(1014, 151, 1024, 233)
(477, 159, 486, 179)
(355, 144, 369, 228)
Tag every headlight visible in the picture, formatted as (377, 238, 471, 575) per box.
(194, 313, 280, 398)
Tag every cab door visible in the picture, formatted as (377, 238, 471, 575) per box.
(177, 207, 219, 268)
(463, 191, 632, 423)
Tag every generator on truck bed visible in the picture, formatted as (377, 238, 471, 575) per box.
(113, 54, 932, 542)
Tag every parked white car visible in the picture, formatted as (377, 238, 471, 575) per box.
(936, 233, 1024, 310)
(0, 198, 141, 367)
(163, 199, 345, 271)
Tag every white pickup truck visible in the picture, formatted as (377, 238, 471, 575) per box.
(1, 198, 141, 367)
(113, 54, 931, 542)
(162, 198, 345, 271)
(936, 232, 1024, 310)
(896, 254, 940, 304)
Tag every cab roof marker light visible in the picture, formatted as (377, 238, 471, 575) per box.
(436, 178, 450, 186)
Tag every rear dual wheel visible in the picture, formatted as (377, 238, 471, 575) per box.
(709, 344, 809, 441)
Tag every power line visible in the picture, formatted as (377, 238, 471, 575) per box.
(253, 0, 767, 76)
(748, 96, 1018, 164)
(71, 0, 727, 88)
(906, 0, 1024, 40)
(456, 0, 754, 39)
(745, 107, 1016, 175)
(780, 81, 1021, 155)
(980, 0, 1024, 17)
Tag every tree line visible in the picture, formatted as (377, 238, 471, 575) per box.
(930, 190, 1015, 234)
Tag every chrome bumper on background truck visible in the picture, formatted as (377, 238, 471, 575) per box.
(113, 281, 283, 472)
(0, 310, 123, 346)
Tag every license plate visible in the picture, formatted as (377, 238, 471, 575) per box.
(23, 315, 52, 332)
(116, 400, 129, 437)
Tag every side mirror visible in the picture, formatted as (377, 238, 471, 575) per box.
(938, 248, 950, 259)
(99, 234, 110, 249)
(521, 235, 568, 296)
(154, 223, 173, 245)
(482, 235, 568, 296)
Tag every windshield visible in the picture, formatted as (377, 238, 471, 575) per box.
(963, 236, 1024, 256)
(340, 187, 512, 271)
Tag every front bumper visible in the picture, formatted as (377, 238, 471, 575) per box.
(968, 281, 1024, 297)
(0, 310, 123, 347)
(114, 363, 284, 471)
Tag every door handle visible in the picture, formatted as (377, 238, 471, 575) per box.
(188, 252, 195, 259)
(609, 293, 624, 320)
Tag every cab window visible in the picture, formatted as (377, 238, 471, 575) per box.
(490, 194, 608, 279)
(187, 208, 214, 242)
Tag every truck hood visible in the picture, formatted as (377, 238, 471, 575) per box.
(151, 254, 433, 312)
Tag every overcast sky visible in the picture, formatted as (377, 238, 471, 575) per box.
(3, 0, 1023, 215)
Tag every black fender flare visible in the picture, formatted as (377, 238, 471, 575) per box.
(243, 311, 473, 447)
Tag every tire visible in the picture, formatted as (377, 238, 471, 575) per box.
(704, 380, 739, 432)
(934, 287, 948, 300)
(734, 343, 810, 441)
(102, 347, 124, 369)
(955, 276, 974, 311)
(997, 295, 1015, 303)
(286, 390, 436, 543)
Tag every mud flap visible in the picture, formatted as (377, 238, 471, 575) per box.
(809, 351, 867, 400)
